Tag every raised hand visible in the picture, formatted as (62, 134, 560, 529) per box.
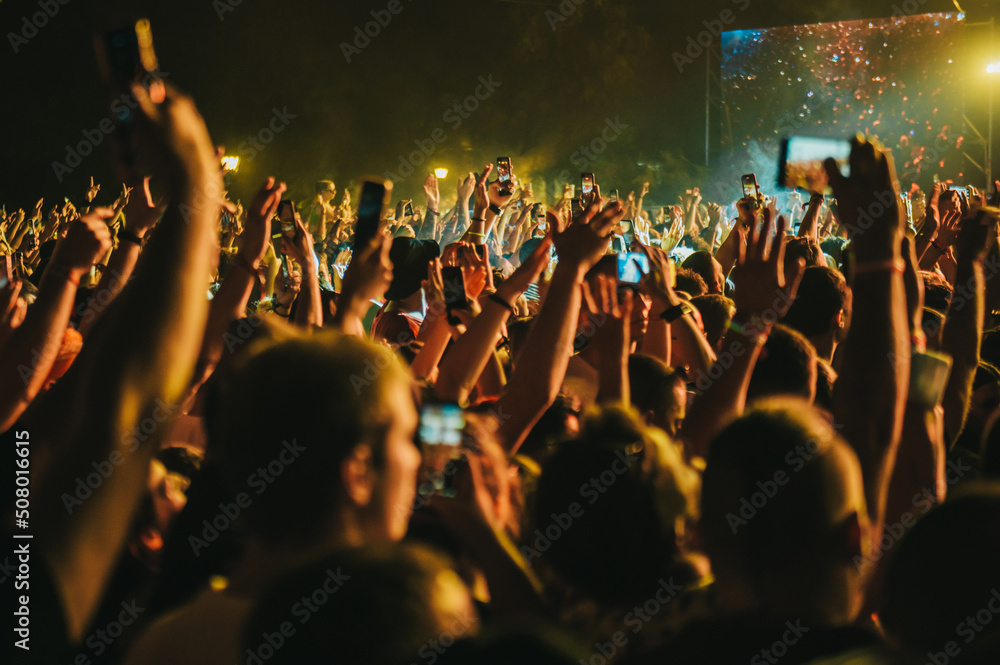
(85, 176, 101, 203)
(457, 172, 476, 203)
(550, 199, 624, 273)
(281, 211, 316, 267)
(730, 208, 804, 328)
(123, 176, 166, 237)
(496, 236, 551, 304)
(241, 177, 285, 266)
(954, 207, 1000, 263)
(50, 208, 114, 282)
(935, 209, 962, 249)
(423, 173, 440, 212)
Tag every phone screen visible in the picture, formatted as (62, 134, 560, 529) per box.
(778, 136, 851, 193)
(497, 157, 512, 183)
(441, 266, 468, 310)
(741, 174, 759, 200)
(581, 173, 594, 195)
(620, 220, 635, 246)
(98, 19, 159, 92)
(618, 252, 650, 284)
(419, 403, 465, 497)
(355, 179, 390, 250)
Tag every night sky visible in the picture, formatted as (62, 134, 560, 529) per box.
(1, 0, 997, 211)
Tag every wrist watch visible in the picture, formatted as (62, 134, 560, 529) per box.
(660, 302, 692, 323)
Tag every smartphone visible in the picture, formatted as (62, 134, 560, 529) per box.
(276, 200, 296, 237)
(354, 178, 392, 250)
(620, 220, 635, 246)
(581, 173, 595, 201)
(618, 252, 650, 284)
(418, 403, 465, 498)
(96, 19, 160, 93)
(777, 136, 852, 194)
(441, 266, 469, 311)
(497, 157, 512, 196)
(532, 202, 545, 220)
(741, 173, 760, 201)
(403, 201, 414, 217)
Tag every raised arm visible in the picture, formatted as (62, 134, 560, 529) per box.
(828, 137, 909, 540)
(29, 84, 223, 641)
(681, 210, 803, 459)
(940, 209, 997, 446)
(77, 177, 163, 338)
(497, 200, 625, 453)
(0, 211, 112, 431)
(797, 193, 824, 241)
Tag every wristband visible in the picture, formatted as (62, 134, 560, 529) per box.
(660, 302, 692, 323)
(466, 231, 485, 238)
(429, 209, 439, 216)
(118, 228, 143, 246)
(488, 203, 502, 215)
(471, 217, 486, 223)
(487, 291, 515, 314)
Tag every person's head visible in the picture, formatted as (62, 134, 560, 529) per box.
(782, 266, 851, 344)
(921, 270, 953, 314)
(209, 333, 420, 549)
(585, 256, 651, 343)
(690, 294, 735, 352)
(880, 484, 1000, 662)
(747, 324, 818, 404)
(681, 251, 724, 294)
(384, 237, 440, 302)
(529, 407, 701, 607)
(315, 179, 336, 203)
(700, 398, 871, 624)
(674, 267, 708, 298)
(243, 543, 478, 665)
(628, 354, 687, 438)
(783, 236, 823, 272)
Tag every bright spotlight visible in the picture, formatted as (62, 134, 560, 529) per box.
(434, 168, 448, 178)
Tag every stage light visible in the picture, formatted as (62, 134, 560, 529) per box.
(221, 156, 240, 172)
(989, 62, 1000, 74)
(434, 168, 448, 178)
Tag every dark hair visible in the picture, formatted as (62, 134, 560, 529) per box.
(783, 236, 822, 271)
(243, 544, 474, 665)
(920, 270, 954, 314)
(701, 399, 853, 582)
(881, 485, 1000, 659)
(528, 407, 699, 606)
(209, 333, 411, 546)
(782, 266, 848, 339)
(681, 251, 718, 292)
(674, 267, 708, 298)
(747, 324, 817, 402)
(690, 294, 735, 348)
(628, 354, 686, 420)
